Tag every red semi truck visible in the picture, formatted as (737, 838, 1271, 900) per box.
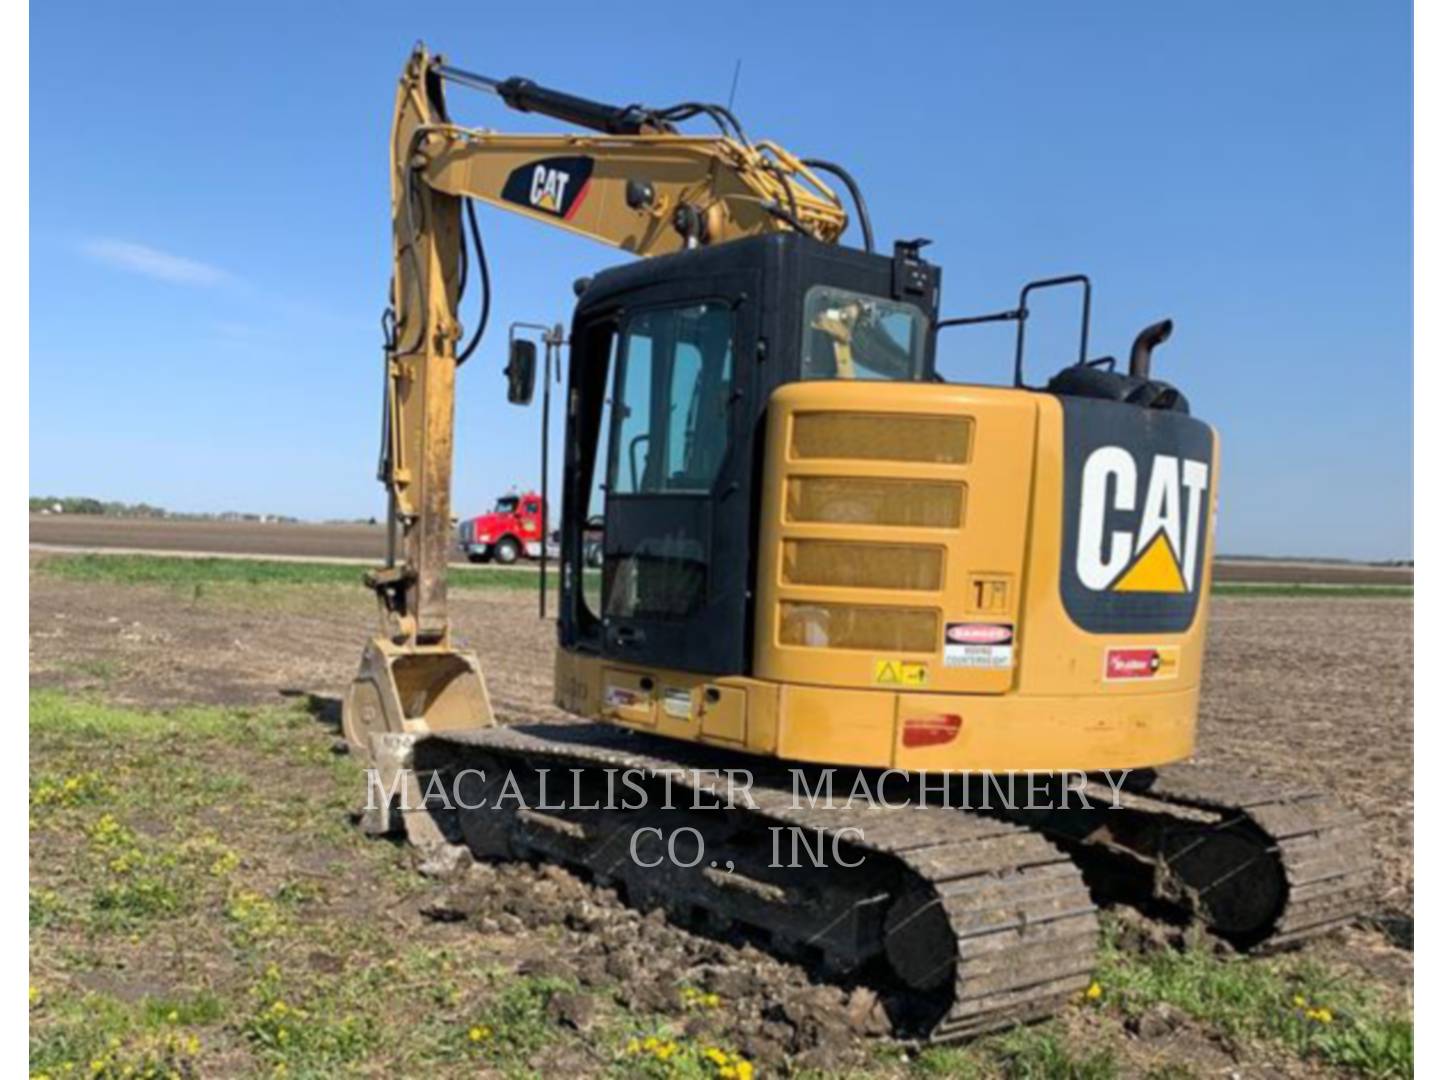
(456, 492, 549, 564)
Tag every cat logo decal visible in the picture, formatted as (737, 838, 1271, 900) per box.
(1076, 448, 1210, 594)
(501, 156, 595, 220)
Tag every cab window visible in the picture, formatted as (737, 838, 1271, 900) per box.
(608, 303, 735, 495)
(800, 286, 928, 381)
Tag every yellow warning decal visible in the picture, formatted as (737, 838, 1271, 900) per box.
(1112, 533, 1187, 593)
(873, 659, 929, 687)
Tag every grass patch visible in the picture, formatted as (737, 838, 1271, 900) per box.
(29, 991, 207, 1080)
(1212, 583, 1412, 598)
(37, 551, 1410, 600)
(29, 690, 340, 939)
(463, 975, 577, 1066)
(1093, 924, 1412, 1077)
(30, 688, 296, 744)
(241, 964, 378, 1074)
(29, 689, 1413, 1078)
(28, 689, 731, 1078)
(909, 1024, 1118, 1079)
(35, 552, 547, 592)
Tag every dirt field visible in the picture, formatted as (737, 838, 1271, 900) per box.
(30, 514, 1415, 586)
(28, 555, 1413, 1076)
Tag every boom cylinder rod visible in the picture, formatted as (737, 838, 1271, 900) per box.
(432, 62, 664, 135)
(431, 62, 503, 93)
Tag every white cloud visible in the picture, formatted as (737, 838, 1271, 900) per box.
(80, 238, 232, 286)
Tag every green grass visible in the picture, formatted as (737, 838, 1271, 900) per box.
(36, 551, 1411, 600)
(28, 690, 761, 1079)
(34, 552, 549, 591)
(28, 689, 326, 754)
(912, 1028, 1118, 1079)
(1092, 922, 1412, 1077)
(1212, 583, 1412, 598)
(29, 690, 1414, 1078)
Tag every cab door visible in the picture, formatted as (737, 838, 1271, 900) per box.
(601, 274, 757, 675)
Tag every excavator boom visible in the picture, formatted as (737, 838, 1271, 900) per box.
(344, 44, 852, 749)
(420, 132, 847, 256)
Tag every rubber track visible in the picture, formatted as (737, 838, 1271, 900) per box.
(1134, 763, 1375, 949)
(428, 722, 1099, 1042)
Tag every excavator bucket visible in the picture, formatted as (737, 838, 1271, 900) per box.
(342, 636, 494, 756)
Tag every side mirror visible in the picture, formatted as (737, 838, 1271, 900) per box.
(505, 339, 537, 405)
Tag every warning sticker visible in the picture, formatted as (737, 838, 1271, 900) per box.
(1103, 646, 1180, 681)
(943, 622, 1015, 669)
(603, 685, 641, 709)
(873, 659, 930, 687)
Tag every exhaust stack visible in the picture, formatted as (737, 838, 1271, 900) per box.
(1129, 318, 1174, 380)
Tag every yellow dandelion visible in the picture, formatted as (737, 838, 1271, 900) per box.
(166, 1010, 179, 1024)
(1293, 993, 1307, 1007)
(1306, 1006, 1334, 1024)
(735, 1061, 754, 1080)
(1085, 981, 1102, 1000)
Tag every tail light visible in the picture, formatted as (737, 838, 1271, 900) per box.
(902, 713, 962, 748)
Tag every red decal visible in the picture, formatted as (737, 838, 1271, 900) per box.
(563, 178, 592, 221)
(902, 714, 963, 748)
(945, 622, 1013, 646)
(1105, 648, 1161, 680)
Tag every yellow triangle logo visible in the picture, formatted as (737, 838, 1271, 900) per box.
(534, 191, 557, 211)
(1113, 533, 1187, 593)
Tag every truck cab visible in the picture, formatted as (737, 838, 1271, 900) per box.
(458, 491, 548, 564)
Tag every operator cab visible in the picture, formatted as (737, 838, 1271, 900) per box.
(558, 233, 941, 677)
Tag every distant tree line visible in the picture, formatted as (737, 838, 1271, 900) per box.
(30, 496, 165, 517)
(29, 496, 296, 523)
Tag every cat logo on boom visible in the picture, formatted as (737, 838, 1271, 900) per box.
(530, 165, 570, 211)
(1076, 447, 1210, 594)
(501, 155, 595, 221)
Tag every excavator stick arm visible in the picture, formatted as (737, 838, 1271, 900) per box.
(348, 42, 851, 752)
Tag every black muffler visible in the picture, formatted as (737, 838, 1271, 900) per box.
(1128, 318, 1174, 380)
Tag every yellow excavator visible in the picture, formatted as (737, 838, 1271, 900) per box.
(344, 44, 1373, 1040)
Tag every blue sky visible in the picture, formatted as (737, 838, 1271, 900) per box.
(30, 1, 1412, 558)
